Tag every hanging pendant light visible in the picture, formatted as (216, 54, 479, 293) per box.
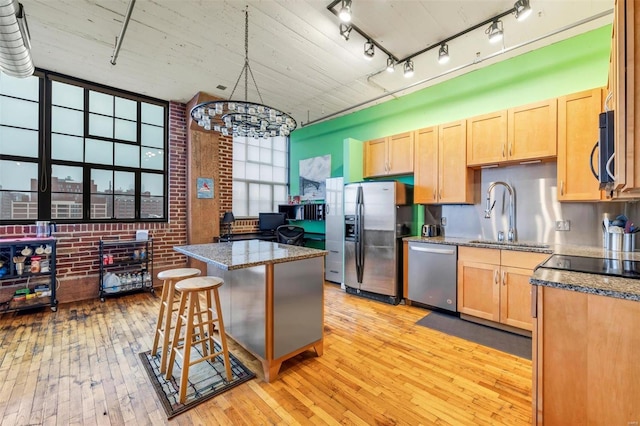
(190, 6, 297, 138)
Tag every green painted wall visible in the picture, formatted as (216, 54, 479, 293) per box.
(289, 25, 611, 196)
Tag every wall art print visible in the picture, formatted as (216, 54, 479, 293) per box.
(196, 177, 214, 199)
(299, 155, 330, 201)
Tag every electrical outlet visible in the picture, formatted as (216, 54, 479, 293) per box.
(441, 217, 447, 226)
(555, 220, 571, 231)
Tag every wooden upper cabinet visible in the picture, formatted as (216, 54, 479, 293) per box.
(557, 88, 605, 201)
(467, 110, 508, 166)
(438, 120, 474, 204)
(414, 126, 438, 204)
(363, 137, 387, 177)
(363, 132, 414, 178)
(507, 98, 558, 162)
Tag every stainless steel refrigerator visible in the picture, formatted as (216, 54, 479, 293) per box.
(344, 181, 413, 304)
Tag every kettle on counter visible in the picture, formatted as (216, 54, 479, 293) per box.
(35, 221, 57, 238)
(422, 224, 442, 237)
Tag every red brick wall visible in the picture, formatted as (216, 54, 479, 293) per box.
(0, 101, 191, 304)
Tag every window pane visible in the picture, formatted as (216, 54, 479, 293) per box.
(247, 145, 259, 162)
(51, 134, 83, 161)
(233, 160, 245, 179)
(273, 150, 286, 167)
(273, 137, 287, 152)
(115, 97, 136, 120)
(233, 182, 248, 217)
(0, 126, 38, 157)
(260, 139, 272, 150)
(0, 73, 39, 101)
(51, 165, 83, 190)
(260, 147, 271, 164)
(141, 124, 164, 148)
(259, 164, 272, 181)
(52, 106, 83, 136)
(233, 141, 246, 161)
(273, 167, 286, 183)
(114, 195, 135, 219)
(85, 139, 113, 165)
(89, 91, 113, 115)
(141, 103, 164, 126)
(115, 143, 140, 167)
(51, 165, 83, 220)
(0, 96, 38, 129)
(142, 173, 163, 196)
(0, 160, 37, 190)
(141, 195, 164, 218)
(273, 184, 286, 205)
(89, 113, 114, 138)
(90, 194, 112, 219)
(52, 81, 83, 110)
(115, 118, 137, 142)
(51, 193, 83, 220)
(91, 169, 113, 193)
(0, 192, 37, 220)
(245, 162, 259, 180)
(114, 171, 134, 195)
(141, 148, 164, 170)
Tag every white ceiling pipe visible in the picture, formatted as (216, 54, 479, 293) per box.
(0, 0, 33, 78)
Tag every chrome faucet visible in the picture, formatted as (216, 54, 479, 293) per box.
(485, 181, 516, 242)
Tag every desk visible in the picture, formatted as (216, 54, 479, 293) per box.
(214, 232, 277, 243)
(174, 240, 327, 382)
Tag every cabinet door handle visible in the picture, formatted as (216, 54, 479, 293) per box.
(502, 144, 505, 158)
(509, 143, 512, 157)
(560, 180, 564, 196)
(502, 270, 506, 286)
(433, 189, 436, 200)
(494, 269, 499, 285)
(531, 286, 537, 319)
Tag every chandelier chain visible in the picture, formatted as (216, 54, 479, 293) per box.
(228, 7, 264, 105)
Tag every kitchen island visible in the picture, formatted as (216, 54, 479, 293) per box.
(174, 240, 327, 382)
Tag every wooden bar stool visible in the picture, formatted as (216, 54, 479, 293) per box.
(151, 268, 201, 374)
(166, 276, 232, 404)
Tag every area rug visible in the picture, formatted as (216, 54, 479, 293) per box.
(139, 342, 256, 419)
(416, 312, 532, 360)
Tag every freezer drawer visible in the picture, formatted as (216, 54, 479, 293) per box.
(408, 242, 457, 312)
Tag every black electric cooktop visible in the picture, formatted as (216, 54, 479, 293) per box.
(539, 254, 640, 279)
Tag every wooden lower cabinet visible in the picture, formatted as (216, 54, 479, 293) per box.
(533, 286, 640, 424)
(458, 247, 548, 331)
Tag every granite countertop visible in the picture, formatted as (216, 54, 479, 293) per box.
(404, 235, 640, 301)
(174, 240, 327, 271)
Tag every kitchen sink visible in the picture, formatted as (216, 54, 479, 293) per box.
(468, 240, 550, 249)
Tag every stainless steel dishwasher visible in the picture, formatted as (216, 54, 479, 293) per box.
(408, 242, 457, 312)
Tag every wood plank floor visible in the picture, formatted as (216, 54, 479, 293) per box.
(0, 282, 532, 425)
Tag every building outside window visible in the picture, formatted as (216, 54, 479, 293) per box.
(232, 135, 288, 217)
(0, 71, 168, 224)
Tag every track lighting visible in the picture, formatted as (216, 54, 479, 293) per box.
(363, 40, 374, 60)
(486, 20, 503, 43)
(339, 0, 352, 23)
(514, 0, 532, 21)
(339, 23, 352, 41)
(386, 56, 395, 73)
(437, 44, 450, 64)
(403, 59, 414, 78)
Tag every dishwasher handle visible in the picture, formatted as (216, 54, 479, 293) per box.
(409, 246, 456, 255)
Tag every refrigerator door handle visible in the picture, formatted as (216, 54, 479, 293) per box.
(355, 186, 365, 284)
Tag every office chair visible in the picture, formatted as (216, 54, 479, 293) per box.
(276, 225, 305, 246)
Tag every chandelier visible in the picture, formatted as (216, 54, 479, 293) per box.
(190, 7, 297, 138)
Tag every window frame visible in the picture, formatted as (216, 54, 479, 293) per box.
(0, 69, 169, 225)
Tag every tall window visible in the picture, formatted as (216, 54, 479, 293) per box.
(232, 136, 288, 217)
(0, 71, 168, 223)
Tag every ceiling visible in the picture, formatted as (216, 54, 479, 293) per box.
(21, 0, 613, 129)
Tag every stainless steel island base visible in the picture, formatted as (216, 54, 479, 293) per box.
(174, 240, 326, 382)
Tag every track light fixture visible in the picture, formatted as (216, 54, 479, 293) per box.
(403, 59, 414, 78)
(363, 40, 375, 60)
(386, 56, 395, 73)
(486, 20, 504, 43)
(339, 23, 352, 41)
(514, 0, 532, 21)
(437, 44, 450, 64)
(338, 0, 352, 23)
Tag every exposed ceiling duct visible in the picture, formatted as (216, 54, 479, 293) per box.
(0, 0, 33, 78)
